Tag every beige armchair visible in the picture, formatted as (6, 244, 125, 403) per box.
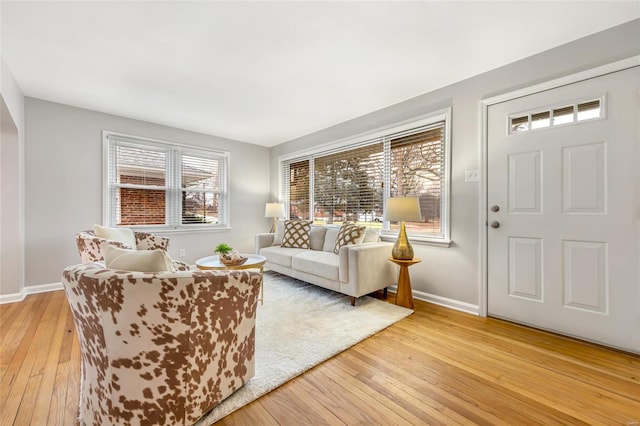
(76, 230, 190, 271)
(62, 263, 262, 425)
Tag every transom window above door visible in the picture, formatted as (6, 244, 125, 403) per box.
(509, 97, 603, 134)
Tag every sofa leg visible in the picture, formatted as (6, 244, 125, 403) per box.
(350, 296, 356, 306)
(383, 287, 388, 298)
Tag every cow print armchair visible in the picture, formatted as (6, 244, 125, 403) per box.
(62, 263, 262, 425)
(75, 230, 191, 271)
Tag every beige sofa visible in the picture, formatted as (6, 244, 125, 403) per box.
(255, 224, 396, 305)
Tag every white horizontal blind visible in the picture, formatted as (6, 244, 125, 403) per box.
(181, 154, 224, 225)
(282, 158, 311, 220)
(389, 122, 445, 237)
(110, 141, 169, 226)
(280, 114, 449, 239)
(104, 132, 229, 229)
(314, 142, 384, 224)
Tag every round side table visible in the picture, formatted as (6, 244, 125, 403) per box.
(388, 257, 421, 309)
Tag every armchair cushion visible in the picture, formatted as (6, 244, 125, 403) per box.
(76, 230, 170, 263)
(93, 224, 137, 249)
(104, 245, 173, 272)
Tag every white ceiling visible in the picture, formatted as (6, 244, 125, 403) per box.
(1, 1, 638, 147)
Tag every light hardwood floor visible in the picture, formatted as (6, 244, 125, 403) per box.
(1, 289, 639, 425)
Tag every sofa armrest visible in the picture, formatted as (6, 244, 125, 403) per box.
(255, 233, 275, 254)
(339, 242, 396, 297)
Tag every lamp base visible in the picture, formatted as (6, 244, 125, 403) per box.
(392, 221, 414, 260)
(269, 217, 277, 233)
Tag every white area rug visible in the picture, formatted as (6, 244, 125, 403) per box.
(196, 271, 413, 425)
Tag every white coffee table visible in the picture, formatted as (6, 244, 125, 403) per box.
(195, 254, 267, 304)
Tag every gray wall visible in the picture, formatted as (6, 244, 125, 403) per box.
(269, 19, 640, 310)
(1, 57, 25, 297)
(25, 98, 270, 287)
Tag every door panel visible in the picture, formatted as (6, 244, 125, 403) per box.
(508, 151, 542, 213)
(487, 66, 639, 353)
(562, 142, 606, 214)
(508, 237, 543, 301)
(562, 240, 607, 314)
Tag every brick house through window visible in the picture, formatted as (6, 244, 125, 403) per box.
(105, 132, 228, 229)
(118, 175, 165, 225)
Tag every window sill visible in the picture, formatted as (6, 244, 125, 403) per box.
(128, 225, 232, 235)
(380, 234, 453, 248)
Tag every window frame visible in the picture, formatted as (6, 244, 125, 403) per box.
(102, 131, 230, 232)
(279, 108, 452, 247)
(508, 95, 606, 135)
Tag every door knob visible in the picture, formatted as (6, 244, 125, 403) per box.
(490, 221, 500, 228)
(491, 205, 500, 212)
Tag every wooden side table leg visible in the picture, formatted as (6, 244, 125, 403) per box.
(395, 265, 414, 309)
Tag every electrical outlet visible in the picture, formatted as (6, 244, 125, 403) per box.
(465, 170, 480, 182)
(179, 249, 186, 258)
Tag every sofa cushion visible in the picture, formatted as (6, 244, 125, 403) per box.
(363, 228, 380, 243)
(291, 251, 340, 281)
(259, 246, 309, 268)
(309, 226, 328, 251)
(104, 245, 173, 272)
(334, 223, 367, 254)
(94, 224, 137, 249)
(272, 220, 286, 246)
(282, 220, 312, 249)
(323, 227, 341, 252)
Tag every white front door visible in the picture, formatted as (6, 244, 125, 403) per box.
(487, 66, 639, 353)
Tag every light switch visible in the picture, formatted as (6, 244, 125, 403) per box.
(465, 170, 480, 182)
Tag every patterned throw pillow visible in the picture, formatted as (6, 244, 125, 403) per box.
(334, 223, 367, 254)
(281, 220, 312, 249)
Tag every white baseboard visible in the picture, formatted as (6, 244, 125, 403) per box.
(0, 282, 63, 304)
(388, 285, 479, 315)
(2, 281, 479, 314)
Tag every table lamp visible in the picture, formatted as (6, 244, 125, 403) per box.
(385, 197, 421, 260)
(265, 202, 286, 233)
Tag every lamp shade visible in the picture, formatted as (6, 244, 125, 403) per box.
(265, 202, 286, 218)
(384, 197, 421, 222)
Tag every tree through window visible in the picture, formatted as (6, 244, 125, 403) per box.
(280, 111, 450, 242)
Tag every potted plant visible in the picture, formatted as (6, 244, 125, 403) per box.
(214, 242, 233, 257)
(214, 243, 247, 265)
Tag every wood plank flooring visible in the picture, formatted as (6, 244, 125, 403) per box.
(1, 289, 638, 425)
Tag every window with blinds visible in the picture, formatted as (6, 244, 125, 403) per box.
(285, 160, 310, 220)
(280, 110, 451, 241)
(389, 124, 444, 236)
(314, 142, 384, 224)
(104, 132, 228, 229)
(113, 144, 168, 225)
